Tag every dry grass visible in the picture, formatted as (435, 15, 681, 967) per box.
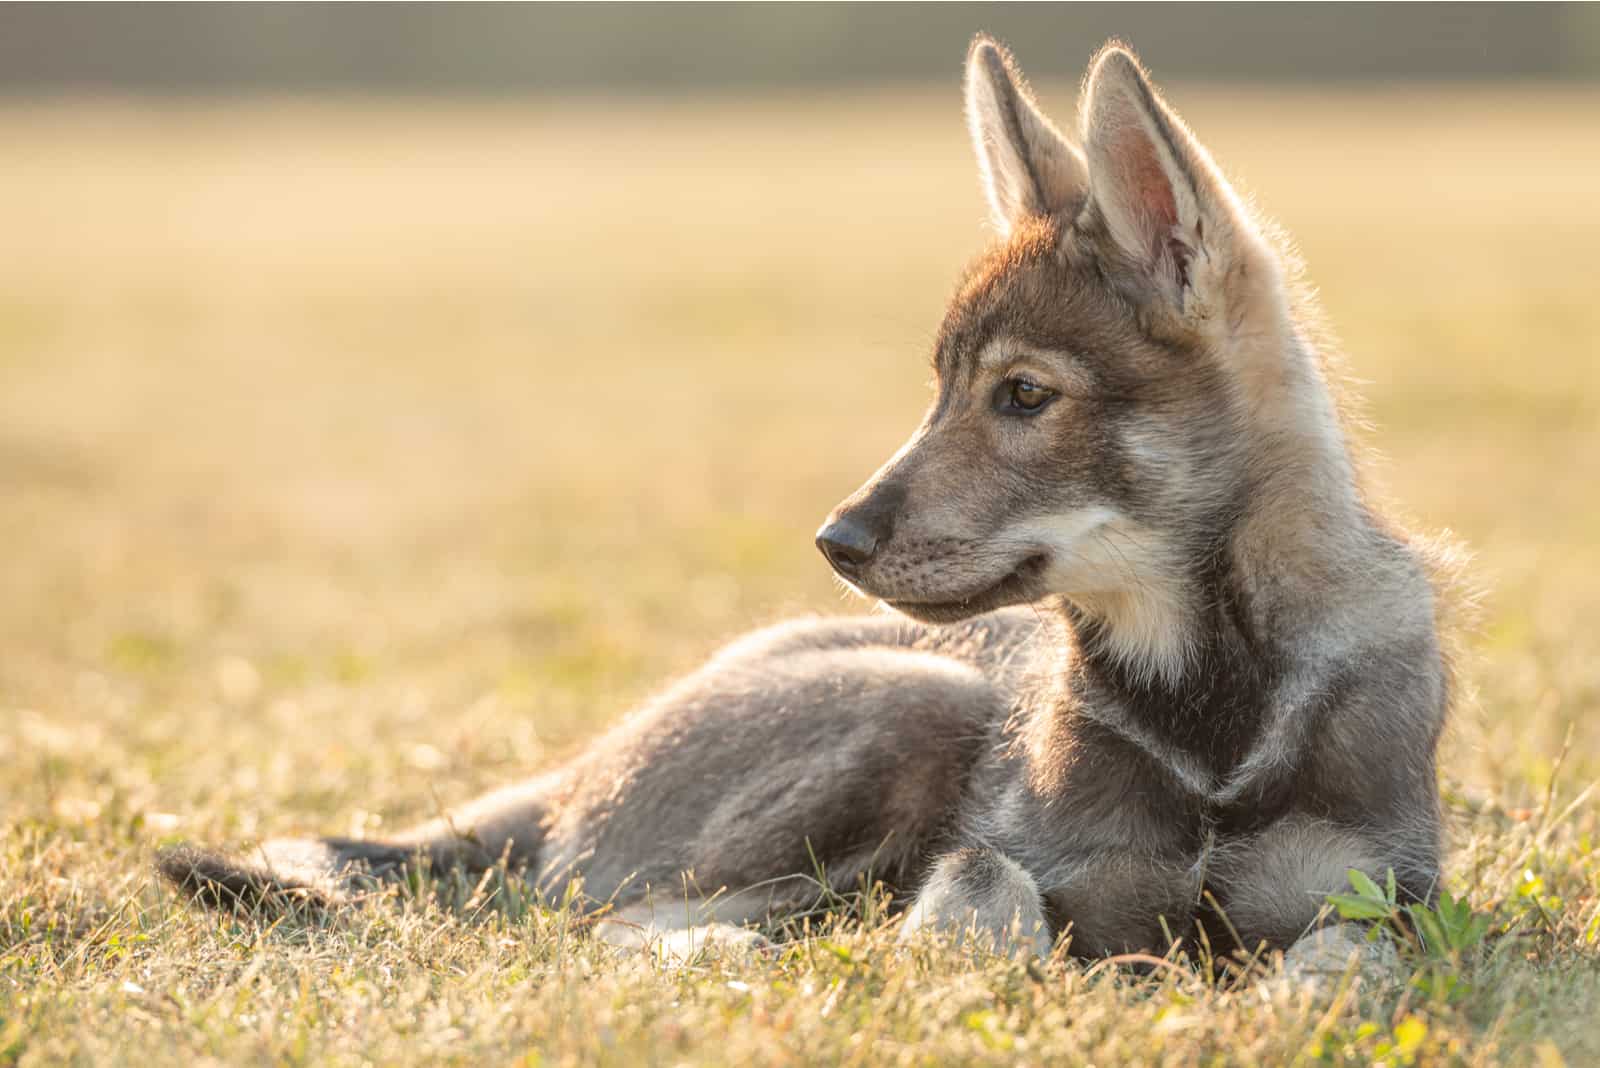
(2, 82, 1598, 1065)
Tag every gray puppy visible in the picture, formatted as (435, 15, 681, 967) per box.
(162, 38, 1453, 969)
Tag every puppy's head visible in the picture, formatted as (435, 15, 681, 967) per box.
(819, 39, 1309, 645)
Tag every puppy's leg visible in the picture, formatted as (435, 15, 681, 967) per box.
(1209, 814, 1413, 983)
(595, 885, 781, 963)
(898, 848, 1052, 958)
(1281, 923, 1398, 982)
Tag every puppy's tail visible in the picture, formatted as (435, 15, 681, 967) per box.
(156, 837, 421, 914)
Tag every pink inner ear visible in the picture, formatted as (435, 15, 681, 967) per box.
(1110, 124, 1179, 262)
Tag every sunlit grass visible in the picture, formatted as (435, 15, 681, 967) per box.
(1, 84, 1598, 1064)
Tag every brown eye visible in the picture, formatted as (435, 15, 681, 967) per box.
(995, 377, 1055, 415)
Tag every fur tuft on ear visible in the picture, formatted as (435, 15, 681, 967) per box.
(1078, 42, 1273, 316)
(965, 35, 1088, 236)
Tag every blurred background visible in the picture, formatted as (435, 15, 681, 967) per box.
(4, 4, 1600, 88)
(2, 4, 1597, 840)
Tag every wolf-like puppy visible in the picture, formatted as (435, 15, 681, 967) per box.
(160, 38, 1452, 969)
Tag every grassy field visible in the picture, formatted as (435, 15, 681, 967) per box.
(2, 82, 1598, 1065)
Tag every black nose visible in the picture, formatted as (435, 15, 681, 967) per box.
(816, 516, 879, 577)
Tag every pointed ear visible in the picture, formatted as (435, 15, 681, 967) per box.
(965, 36, 1088, 236)
(1079, 44, 1272, 314)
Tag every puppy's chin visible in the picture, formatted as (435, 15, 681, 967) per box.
(883, 597, 1005, 625)
(873, 553, 1052, 625)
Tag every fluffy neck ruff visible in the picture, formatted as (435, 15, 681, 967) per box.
(1052, 333, 1377, 771)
